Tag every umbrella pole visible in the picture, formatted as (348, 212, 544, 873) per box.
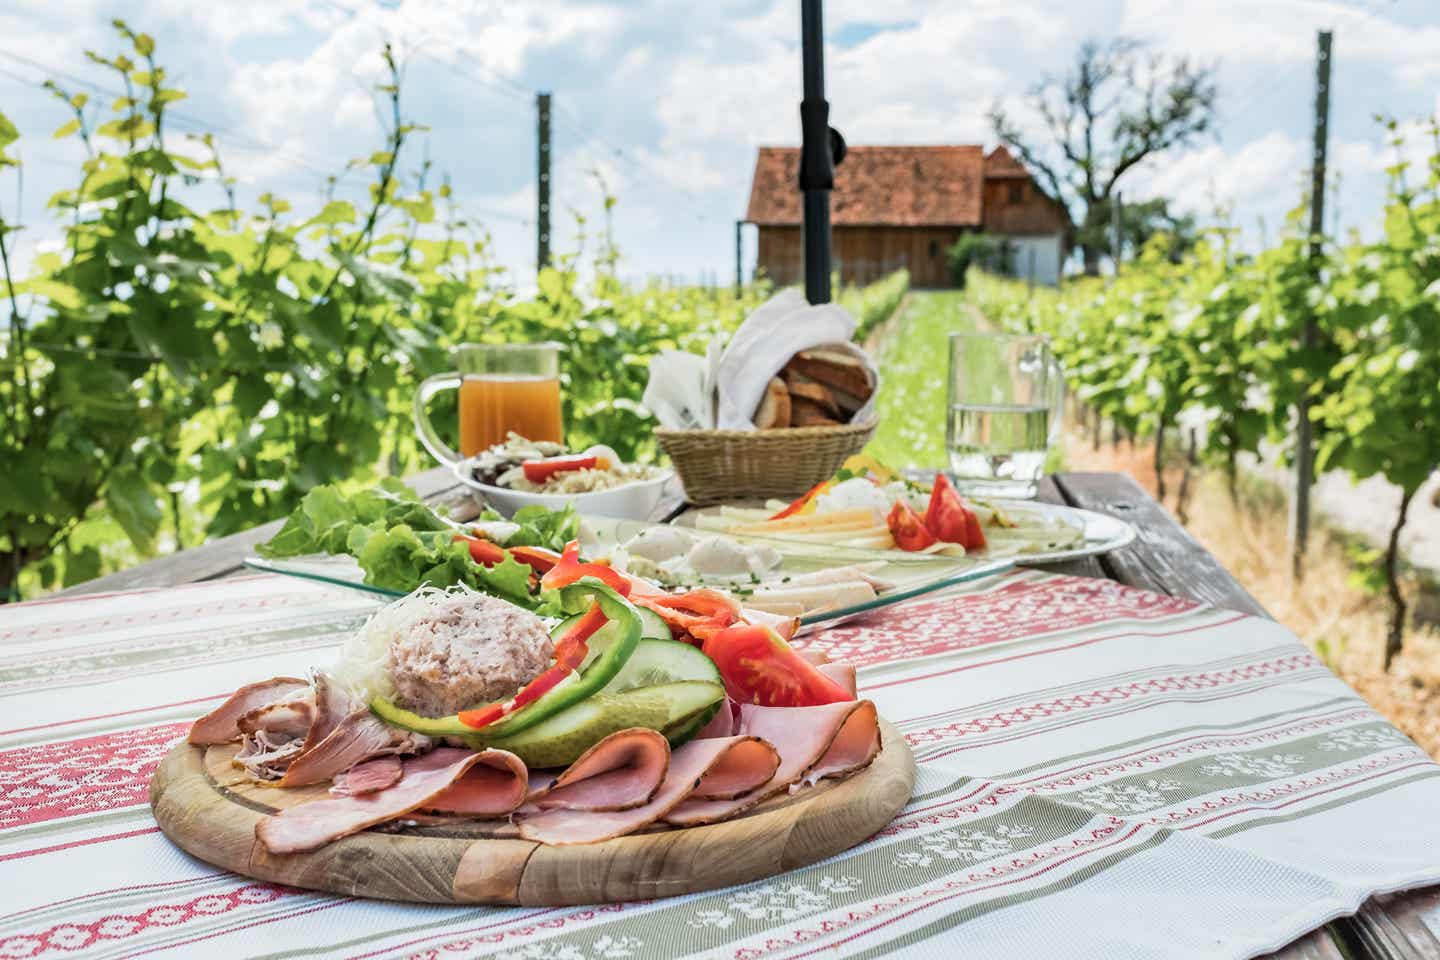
(799, 0, 833, 305)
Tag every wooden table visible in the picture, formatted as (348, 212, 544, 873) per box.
(55, 470, 1440, 959)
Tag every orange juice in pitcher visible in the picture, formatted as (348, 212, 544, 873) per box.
(415, 342, 564, 463)
(458, 374, 563, 456)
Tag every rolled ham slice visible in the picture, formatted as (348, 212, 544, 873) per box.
(817, 662, 857, 699)
(189, 677, 308, 745)
(329, 756, 402, 797)
(514, 736, 770, 845)
(526, 728, 670, 812)
(423, 750, 529, 816)
(762, 563, 893, 592)
(257, 748, 525, 854)
(662, 700, 880, 827)
(737, 605, 800, 640)
(747, 581, 877, 615)
(690, 736, 779, 800)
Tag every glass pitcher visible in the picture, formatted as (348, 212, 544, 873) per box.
(414, 342, 564, 464)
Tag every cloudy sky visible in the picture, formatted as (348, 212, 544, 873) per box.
(1, 0, 1438, 286)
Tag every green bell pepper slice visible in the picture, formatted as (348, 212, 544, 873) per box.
(369, 578, 642, 743)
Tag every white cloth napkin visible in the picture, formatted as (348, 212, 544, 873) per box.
(642, 291, 880, 431)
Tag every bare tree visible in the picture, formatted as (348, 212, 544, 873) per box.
(989, 38, 1218, 276)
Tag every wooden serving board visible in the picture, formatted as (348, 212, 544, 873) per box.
(149, 720, 916, 906)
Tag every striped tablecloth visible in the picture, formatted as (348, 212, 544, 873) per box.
(4, 570, 1440, 960)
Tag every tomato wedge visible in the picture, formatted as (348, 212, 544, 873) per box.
(452, 534, 508, 566)
(539, 540, 633, 597)
(922, 474, 967, 544)
(522, 454, 598, 484)
(457, 599, 608, 730)
(702, 624, 854, 707)
(923, 473, 985, 550)
(632, 589, 740, 644)
(768, 479, 830, 520)
(886, 497, 936, 551)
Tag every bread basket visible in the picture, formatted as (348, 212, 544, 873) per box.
(656, 419, 877, 505)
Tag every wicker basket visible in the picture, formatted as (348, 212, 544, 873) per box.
(655, 419, 877, 505)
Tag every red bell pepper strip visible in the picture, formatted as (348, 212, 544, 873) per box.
(538, 540, 633, 597)
(768, 479, 830, 520)
(507, 545, 561, 574)
(886, 498, 937, 551)
(452, 534, 508, 566)
(457, 599, 609, 730)
(632, 588, 739, 644)
(522, 454, 599, 484)
(702, 624, 854, 707)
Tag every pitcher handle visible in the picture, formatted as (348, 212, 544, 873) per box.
(414, 372, 463, 465)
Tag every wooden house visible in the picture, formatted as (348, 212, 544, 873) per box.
(744, 144, 1070, 288)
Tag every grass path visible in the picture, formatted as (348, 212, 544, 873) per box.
(865, 291, 987, 468)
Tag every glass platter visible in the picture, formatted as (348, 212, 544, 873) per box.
(245, 502, 1132, 633)
(673, 498, 1137, 566)
(246, 518, 1026, 633)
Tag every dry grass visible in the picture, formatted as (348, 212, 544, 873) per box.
(1063, 426, 1440, 757)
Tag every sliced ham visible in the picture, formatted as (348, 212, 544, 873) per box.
(188, 677, 308, 745)
(330, 756, 403, 796)
(696, 699, 739, 739)
(233, 694, 317, 782)
(737, 605, 799, 640)
(662, 700, 880, 827)
(278, 709, 431, 788)
(690, 736, 779, 800)
(514, 736, 770, 845)
(803, 700, 880, 782)
(817, 662, 857, 699)
(257, 748, 523, 854)
(238, 696, 316, 740)
(526, 728, 670, 812)
(423, 750, 529, 816)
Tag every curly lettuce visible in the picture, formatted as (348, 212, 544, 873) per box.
(258, 479, 577, 610)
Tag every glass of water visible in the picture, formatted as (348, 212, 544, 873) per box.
(946, 332, 1063, 499)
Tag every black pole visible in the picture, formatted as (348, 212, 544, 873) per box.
(536, 91, 551, 274)
(799, 0, 833, 304)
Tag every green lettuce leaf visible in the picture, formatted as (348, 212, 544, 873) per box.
(489, 503, 579, 551)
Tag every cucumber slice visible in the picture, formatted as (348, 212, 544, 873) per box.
(662, 700, 724, 748)
(557, 606, 672, 642)
(483, 680, 724, 768)
(601, 638, 721, 693)
(635, 606, 673, 641)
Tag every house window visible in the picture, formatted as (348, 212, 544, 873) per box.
(928, 240, 939, 257)
(1007, 182, 1024, 204)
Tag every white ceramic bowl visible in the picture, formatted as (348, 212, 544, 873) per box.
(452, 459, 675, 521)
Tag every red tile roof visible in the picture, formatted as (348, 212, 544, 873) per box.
(984, 145, 1029, 179)
(745, 145, 985, 227)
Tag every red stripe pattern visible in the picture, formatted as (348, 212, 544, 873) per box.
(0, 723, 189, 830)
(804, 575, 1199, 665)
(0, 883, 292, 958)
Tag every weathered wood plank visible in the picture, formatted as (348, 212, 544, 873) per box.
(1050, 471, 1268, 618)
